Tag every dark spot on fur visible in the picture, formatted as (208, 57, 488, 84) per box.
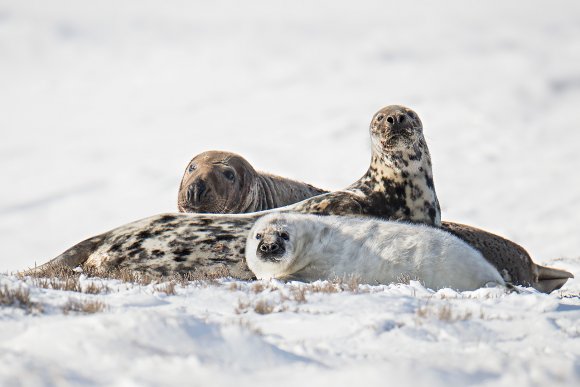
(428, 207, 436, 223)
(128, 240, 143, 251)
(214, 234, 237, 242)
(137, 230, 152, 239)
(424, 173, 435, 190)
(151, 249, 165, 257)
(156, 215, 178, 224)
(108, 242, 124, 253)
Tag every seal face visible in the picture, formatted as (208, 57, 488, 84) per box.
(177, 151, 257, 213)
(246, 213, 506, 291)
(178, 150, 327, 213)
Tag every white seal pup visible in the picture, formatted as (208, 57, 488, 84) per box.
(246, 213, 506, 291)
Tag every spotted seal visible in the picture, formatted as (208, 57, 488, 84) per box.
(246, 213, 505, 291)
(25, 105, 440, 278)
(177, 150, 327, 213)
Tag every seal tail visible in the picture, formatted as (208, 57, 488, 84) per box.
(20, 235, 105, 276)
(533, 265, 574, 293)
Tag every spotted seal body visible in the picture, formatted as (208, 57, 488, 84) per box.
(246, 213, 505, 291)
(178, 151, 327, 213)
(27, 105, 440, 276)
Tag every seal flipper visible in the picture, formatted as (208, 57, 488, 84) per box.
(533, 265, 574, 293)
(21, 234, 106, 276)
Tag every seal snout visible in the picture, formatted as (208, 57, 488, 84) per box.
(186, 179, 209, 204)
(385, 110, 414, 134)
(259, 241, 281, 253)
(256, 237, 286, 261)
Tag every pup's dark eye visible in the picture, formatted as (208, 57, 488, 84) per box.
(224, 171, 235, 181)
(256, 233, 262, 240)
(188, 164, 196, 172)
(279, 232, 289, 241)
(376, 114, 384, 122)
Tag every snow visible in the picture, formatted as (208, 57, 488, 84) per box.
(1, 0, 580, 385)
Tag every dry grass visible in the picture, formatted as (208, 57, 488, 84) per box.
(307, 281, 340, 294)
(253, 300, 275, 315)
(251, 282, 265, 294)
(415, 302, 475, 322)
(62, 298, 106, 314)
(235, 299, 251, 314)
(290, 286, 307, 303)
(0, 285, 43, 314)
(83, 282, 110, 294)
(19, 263, 238, 291)
(155, 281, 177, 295)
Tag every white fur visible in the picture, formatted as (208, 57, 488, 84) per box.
(246, 213, 505, 291)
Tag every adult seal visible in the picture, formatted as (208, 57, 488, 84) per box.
(246, 213, 506, 291)
(25, 105, 441, 278)
(177, 151, 327, 213)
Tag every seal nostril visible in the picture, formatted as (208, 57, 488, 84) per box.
(398, 115, 405, 124)
(386, 116, 394, 124)
(196, 180, 206, 196)
(187, 184, 195, 202)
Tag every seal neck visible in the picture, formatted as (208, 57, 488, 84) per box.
(349, 137, 441, 225)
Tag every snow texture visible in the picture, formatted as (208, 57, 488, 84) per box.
(1, 0, 579, 386)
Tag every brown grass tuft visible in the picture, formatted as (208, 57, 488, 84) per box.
(62, 298, 106, 314)
(253, 300, 275, 315)
(416, 302, 473, 322)
(155, 281, 177, 295)
(291, 286, 307, 303)
(0, 285, 43, 313)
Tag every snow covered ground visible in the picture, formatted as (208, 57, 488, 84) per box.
(1, 0, 580, 385)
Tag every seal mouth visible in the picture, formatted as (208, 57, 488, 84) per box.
(178, 201, 226, 214)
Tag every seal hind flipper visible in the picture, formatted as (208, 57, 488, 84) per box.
(21, 235, 105, 276)
(533, 265, 574, 293)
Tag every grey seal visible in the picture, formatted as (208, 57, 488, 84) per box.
(177, 150, 327, 213)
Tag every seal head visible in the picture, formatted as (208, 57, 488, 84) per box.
(246, 215, 301, 279)
(369, 105, 423, 151)
(178, 151, 257, 213)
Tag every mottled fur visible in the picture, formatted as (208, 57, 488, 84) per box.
(246, 214, 505, 291)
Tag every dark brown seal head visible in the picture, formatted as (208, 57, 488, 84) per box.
(294, 105, 441, 226)
(178, 151, 327, 213)
(178, 151, 258, 213)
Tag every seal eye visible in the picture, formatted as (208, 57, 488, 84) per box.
(376, 114, 384, 122)
(279, 231, 289, 241)
(188, 164, 196, 173)
(223, 170, 235, 181)
(256, 233, 262, 240)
